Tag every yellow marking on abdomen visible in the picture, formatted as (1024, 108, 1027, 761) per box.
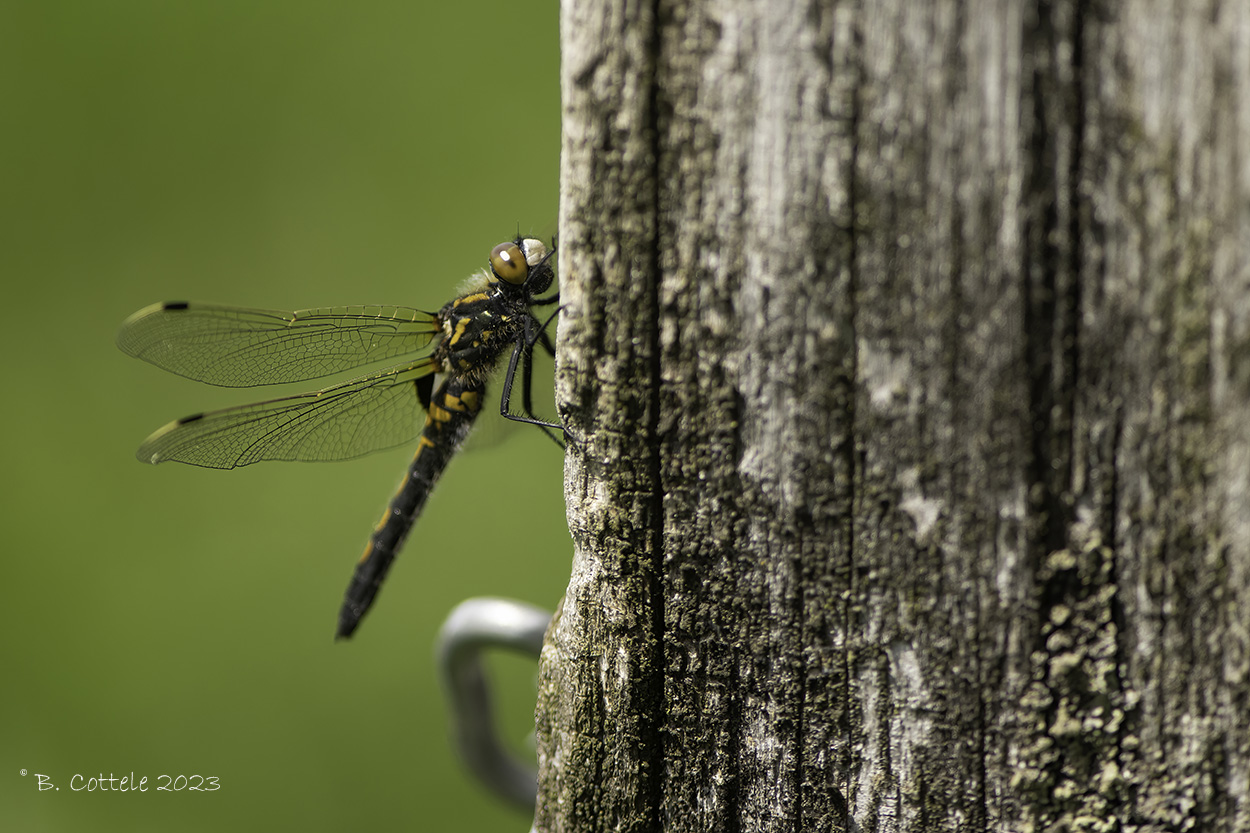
(444, 393, 475, 412)
(371, 467, 413, 534)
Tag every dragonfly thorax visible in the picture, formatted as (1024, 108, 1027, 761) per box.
(430, 238, 554, 385)
(435, 290, 528, 383)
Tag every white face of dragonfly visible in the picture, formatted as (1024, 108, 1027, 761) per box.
(521, 238, 548, 266)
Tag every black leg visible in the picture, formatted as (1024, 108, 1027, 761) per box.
(525, 305, 562, 422)
(536, 328, 556, 358)
(499, 336, 566, 449)
(533, 304, 560, 358)
(522, 335, 536, 421)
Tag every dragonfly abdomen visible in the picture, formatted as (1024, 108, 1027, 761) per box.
(335, 375, 486, 639)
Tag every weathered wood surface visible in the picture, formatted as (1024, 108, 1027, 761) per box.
(537, 1, 1250, 830)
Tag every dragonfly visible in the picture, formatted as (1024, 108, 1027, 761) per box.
(118, 236, 562, 639)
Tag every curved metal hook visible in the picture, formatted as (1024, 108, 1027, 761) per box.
(435, 597, 551, 808)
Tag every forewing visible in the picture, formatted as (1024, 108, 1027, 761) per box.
(136, 359, 439, 468)
(117, 302, 441, 387)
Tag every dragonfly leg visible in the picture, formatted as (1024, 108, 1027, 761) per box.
(499, 336, 567, 449)
(522, 337, 536, 420)
(531, 303, 560, 359)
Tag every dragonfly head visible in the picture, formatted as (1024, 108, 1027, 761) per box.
(489, 237, 555, 295)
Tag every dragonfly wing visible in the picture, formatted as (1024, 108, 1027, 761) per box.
(136, 359, 439, 468)
(117, 302, 441, 387)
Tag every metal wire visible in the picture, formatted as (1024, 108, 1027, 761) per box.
(435, 597, 551, 809)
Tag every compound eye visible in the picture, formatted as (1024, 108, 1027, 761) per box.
(490, 242, 529, 285)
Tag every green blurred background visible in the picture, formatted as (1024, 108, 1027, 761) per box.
(1, 2, 567, 829)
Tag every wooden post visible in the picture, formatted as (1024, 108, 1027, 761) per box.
(538, 1, 1250, 830)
